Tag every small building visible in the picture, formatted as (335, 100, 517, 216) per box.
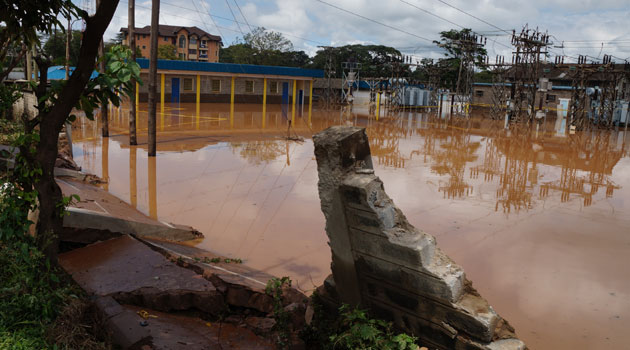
(472, 82, 573, 110)
(120, 25, 222, 62)
(135, 58, 324, 105)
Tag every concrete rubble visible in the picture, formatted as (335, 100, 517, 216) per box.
(313, 126, 526, 350)
(59, 235, 308, 349)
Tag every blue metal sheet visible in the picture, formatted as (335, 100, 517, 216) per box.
(136, 59, 324, 78)
(46, 66, 99, 80)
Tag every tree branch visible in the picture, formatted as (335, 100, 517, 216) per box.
(0, 47, 27, 82)
(39, 0, 120, 135)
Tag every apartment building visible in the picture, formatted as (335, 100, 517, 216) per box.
(120, 25, 222, 62)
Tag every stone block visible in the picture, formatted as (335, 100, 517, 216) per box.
(349, 227, 436, 271)
(487, 339, 527, 350)
(355, 255, 464, 303)
(361, 278, 498, 342)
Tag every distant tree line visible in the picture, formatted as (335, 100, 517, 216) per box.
(36, 26, 491, 89)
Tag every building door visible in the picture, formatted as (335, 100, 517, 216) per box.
(282, 82, 289, 120)
(171, 78, 180, 103)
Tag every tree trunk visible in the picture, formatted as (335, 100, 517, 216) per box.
(129, 0, 137, 145)
(34, 0, 120, 262)
(147, 0, 159, 156)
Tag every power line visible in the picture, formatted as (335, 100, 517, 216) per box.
(433, 0, 511, 34)
(224, 0, 245, 37)
(196, 0, 225, 40)
(119, 0, 327, 46)
(232, 0, 253, 33)
(191, 0, 223, 40)
(398, 0, 512, 52)
(398, 0, 462, 30)
(314, 0, 434, 43)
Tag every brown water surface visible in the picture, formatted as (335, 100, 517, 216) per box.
(72, 102, 630, 350)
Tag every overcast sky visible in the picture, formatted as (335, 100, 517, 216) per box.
(80, 0, 630, 63)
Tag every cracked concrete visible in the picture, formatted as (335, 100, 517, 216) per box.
(313, 126, 526, 350)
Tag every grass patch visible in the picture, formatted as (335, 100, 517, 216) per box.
(0, 243, 110, 350)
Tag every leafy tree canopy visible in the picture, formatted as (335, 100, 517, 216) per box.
(42, 30, 83, 66)
(243, 27, 293, 52)
(158, 44, 177, 60)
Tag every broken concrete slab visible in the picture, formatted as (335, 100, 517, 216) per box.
(59, 235, 225, 316)
(313, 126, 526, 350)
(57, 178, 201, 242)
(139, 238, 308, 315)
(94, 296, 273, 350)
(64, 207, 200, 242)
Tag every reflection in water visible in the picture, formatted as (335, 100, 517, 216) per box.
(71, 102, 630, 350)
(130, 146, 137, 208)
(101, 136, 109, 191)
(148, 156, 157, 220)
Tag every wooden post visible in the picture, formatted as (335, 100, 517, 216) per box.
(97, 0, 108, 137)
(129, 0, 137, 145)
(147, 0, 159, 157)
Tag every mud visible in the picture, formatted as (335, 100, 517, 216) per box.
(71, 102, 630, 350)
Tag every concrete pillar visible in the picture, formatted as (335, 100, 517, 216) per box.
(308, 80, 313, 126)
(160, 73, 165, 114)
(263, 78, 267, 129)
(230, 76, 235, 128)
(292, 79, 297, 125)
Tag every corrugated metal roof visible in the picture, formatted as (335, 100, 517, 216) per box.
(136, 58, 324, 78)
(47, 66, 99, 80)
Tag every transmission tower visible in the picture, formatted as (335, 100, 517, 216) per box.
(508, 25, 551, 125)
(318, 46, 337, 109)
(453, 33, 486, 116)
(489, 55, 509, 120)
(341, 61, 361, 105)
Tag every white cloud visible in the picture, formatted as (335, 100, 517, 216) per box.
(89, 0, 629, 61)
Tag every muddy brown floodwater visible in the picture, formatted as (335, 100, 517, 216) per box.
(71, 102, 630, 350)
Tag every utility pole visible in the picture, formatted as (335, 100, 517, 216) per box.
(96, 0, 108, 137)
(147, 0, 159, 156)
(65, 14, 73, 157)
(65, 16, 71, 80)
(129, 0, 137, 145)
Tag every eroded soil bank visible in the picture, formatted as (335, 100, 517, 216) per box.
(71, 102, 630, 350)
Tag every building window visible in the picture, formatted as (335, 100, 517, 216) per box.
(269, 81, 278, 93)
(179, 35, 186, 48)
(188, 49, 197, 54)
(200, 40, 207, 48)
(143, 34, 147, 39)
(546, 94, 557, 102)
(245, 80, 254, 93)
(211, 79, 221, 93)
(475, 90, 484, 97)
(190, 36, 197, 44)
(183, 78, 194, 91)
(163, 37, 168, 42)
(142, 45, 146, 49)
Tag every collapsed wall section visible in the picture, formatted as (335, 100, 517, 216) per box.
(313, 126, 525, 350)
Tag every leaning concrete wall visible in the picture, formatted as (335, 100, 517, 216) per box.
(313, 126, 525, 350)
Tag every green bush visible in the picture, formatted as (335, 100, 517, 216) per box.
(301, 295, 420, 350)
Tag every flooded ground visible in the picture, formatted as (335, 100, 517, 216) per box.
(71, 102, 630, 350)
